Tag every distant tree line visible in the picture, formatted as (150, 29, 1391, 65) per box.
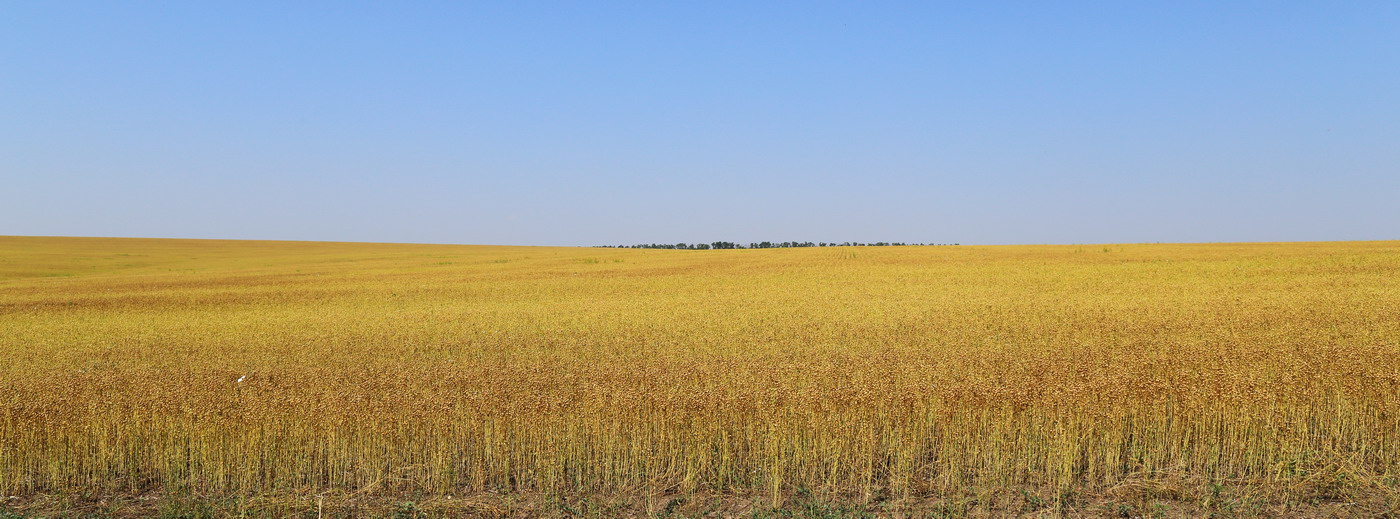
(596, 241, 958, 250)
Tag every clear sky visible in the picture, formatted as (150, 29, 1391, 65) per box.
(4, 2, 1397, 246)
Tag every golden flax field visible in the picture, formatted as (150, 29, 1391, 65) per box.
(2, 236, 1399, 516)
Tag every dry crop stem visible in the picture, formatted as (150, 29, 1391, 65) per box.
(1, 236, 1398, 508)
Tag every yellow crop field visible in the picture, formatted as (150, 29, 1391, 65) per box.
(2, 236, 1399, 516)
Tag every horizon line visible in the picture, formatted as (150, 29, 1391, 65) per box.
(3, 234, 1397, 249)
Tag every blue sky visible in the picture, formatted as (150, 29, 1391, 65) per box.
(4, 2, 1397, 246)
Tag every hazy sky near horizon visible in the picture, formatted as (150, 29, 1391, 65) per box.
(4, 2, 1398, 246)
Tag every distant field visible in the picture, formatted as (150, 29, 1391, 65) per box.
(2, 237, 1398, 517)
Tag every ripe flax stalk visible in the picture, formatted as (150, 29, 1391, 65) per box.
(1, 237, 1398, 501)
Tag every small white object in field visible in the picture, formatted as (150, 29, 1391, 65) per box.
(236, 375, 246, 383)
